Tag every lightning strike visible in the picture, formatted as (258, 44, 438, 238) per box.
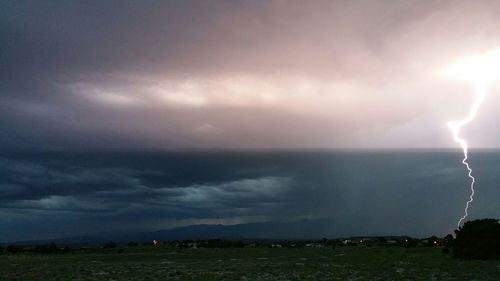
(447, 82, 485, 227)
(441, 49, 500, 227)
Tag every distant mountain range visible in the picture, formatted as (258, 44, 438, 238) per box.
(123, 218, 339, 241)
(3, 218, 344, 246)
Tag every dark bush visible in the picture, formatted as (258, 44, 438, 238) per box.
(403, 238, 417, 248)
(453, 218, 500, 260)
(33, 243, 59, 254)
(128, 241, 138, 247)
(443, 234, 454, 248)
(62, 246, 72, 253)
(427, 236, 440, 246)
(6, 245, 22, 254)
(197, 239, 245, 248)
(377, 237, 387, 244)
(103, 241, 117, 249)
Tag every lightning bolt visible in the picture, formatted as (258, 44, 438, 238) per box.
(448, 82, 486, 227)
(442, 49, 500, 228)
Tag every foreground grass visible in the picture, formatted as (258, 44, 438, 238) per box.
(0, 246, 499, 280)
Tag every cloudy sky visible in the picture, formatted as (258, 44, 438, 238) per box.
(1, 1, 500, 242)
(2, 0, 500, 150)
(2, 150, 499, 241)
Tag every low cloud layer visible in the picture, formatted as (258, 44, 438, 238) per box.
(0, 151, 499, 241)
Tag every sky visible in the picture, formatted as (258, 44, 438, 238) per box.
(1, 1, 500, 242)
(1, 151, 499, 242)
(2, 0, 500, 150)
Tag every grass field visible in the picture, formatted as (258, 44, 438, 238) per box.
(0, 246, 499, 280)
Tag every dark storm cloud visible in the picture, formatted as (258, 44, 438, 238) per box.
(0, 152, 296, 216)
(3, 0, 500, 149)
(0, 151, 308, 240)
(1, 150, 499, 242)
(2, 0, 318, 83)
(0, 152, 286, 220)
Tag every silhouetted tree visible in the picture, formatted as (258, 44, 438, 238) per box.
(6, 245, 21, 254)
(453, 219, 500, 260)
(441, 234, 455, 255)
(427, 236, 440, 246)
(128, 241, 138, 247)
(197, 239, 245, 248)
(34, 243, 59, 254)
(444, 234, 454, 248)
(377, 237, 387, 246)
(403, 238, 417, 248)
(103, 241, 117, 249)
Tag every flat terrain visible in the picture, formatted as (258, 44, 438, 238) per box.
(0, 246, 499, 280)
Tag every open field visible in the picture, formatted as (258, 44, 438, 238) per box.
(0, 246, 499, 281)
(0, 246, 500, 281)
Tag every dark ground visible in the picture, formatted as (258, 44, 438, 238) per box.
(0, 246, 499, 281)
